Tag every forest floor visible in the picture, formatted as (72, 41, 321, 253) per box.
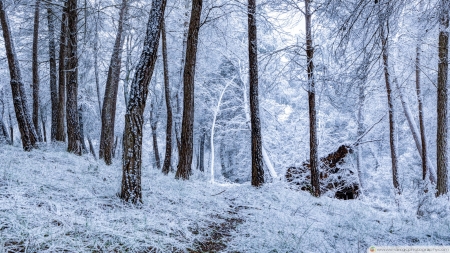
(0, 143, 449, 252)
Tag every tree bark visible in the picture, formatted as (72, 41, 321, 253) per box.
(199, 131, 205, 172)
(99, 0, 128, 165)
(396, 78, 437, 184)
(32, 0, 43, 142)
(151, 123, 161, 169)
(56, 2, 67, 142)
(47, 0, 58, 142)
(437, 0, 449, 196)
(87, 134, 97, 160)
(380, 19, 400, 194)
(162, 18, 173, 175)
(94, 5, 101, 118)
(121, 0, 167, 204)
(0, 0, 38, 151)
(78, 105, 87, 153)
(175, 0, 190, 154)
(66, 0, 81, 155)
(176, 0, 203, 180)
(305, 0, 319, 196)
(248, 0, 264, 187)
(357, 76, 366, 193)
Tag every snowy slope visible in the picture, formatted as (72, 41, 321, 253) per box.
(0, 144, 449, 252)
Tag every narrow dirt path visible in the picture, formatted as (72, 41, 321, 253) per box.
(187, 197, 244, 253)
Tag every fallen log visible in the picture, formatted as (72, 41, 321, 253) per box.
(286, 145, 359, 200)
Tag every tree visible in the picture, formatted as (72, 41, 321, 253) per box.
(121, 0, 167, 204)
(99, 0, 128, 165)
(56, 1, 67, 142)
(437, 0, 449, 197)
(247, 0, 265, 187)
(305, 0, 319, 196)
(378, 0, 400, 194)
(161, 17, 173, 175)
(0, 0, 38, 151)
(176, 0, 203, 180)
(32, 0, 43, 142)
(47, 0, 58, 142)
(66, 0, 82, 155)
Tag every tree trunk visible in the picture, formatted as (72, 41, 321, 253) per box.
(8, 107, 13, 144)
(66, 0, 81, 155)
(56, 2, 67, 142)
(0, 0, 38, 151)
(380, 18, 400, 194)
(247, 0, 264, 187)
(47, 0, 58, 142)
(396, 78, 437, 184)
(40, 106, 47, 142)
(0, 119, 10, 144)
(199, 131, 205, 172)
(415, 45, 431, 183)
(176, 0, 203, 180)
(151, 124, 161, 169)
(32, 0, 43, 142)
(305, 0, 319, 196)
(78, 105, 88, 153)
(121, 0, 167, 204)
(162, 18, 173, 175)
(99, 0, 128, 165)
(94, 6, 101, 118)
(175, 0, 190, 154)
(112, 135, 118, 158)
(357, 78, 366, 193)
(87, 134, 97, 160)
(437, 0, 449, 196)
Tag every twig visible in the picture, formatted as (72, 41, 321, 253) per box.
(211, 189, 227, 196)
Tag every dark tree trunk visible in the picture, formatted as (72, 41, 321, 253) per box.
(121, 0, 167, 204)
(47, 1, 58, 142)
(40, 106, 47, 142)
(247, 0, 264, 187)
(0, 119, 10, 144)
(162, 18, 173, 175)
(151, 124, 161, 169)
(174, 0, 190, 156)
(66, 0, 81, 155)
(99, 0, 127, 165)
(305, 0, 319, 196)
(32, 0, 43, 142)
(176, 0, 203, 180)
(380, 19, 400, 194)
(56, 2, 67, 142)
(199, 131, 205, 172)
(437, 0, 449, 196)
(78, 106, 87, 153)
(0, 0, 38, 151)
(9, 109, 13, 144)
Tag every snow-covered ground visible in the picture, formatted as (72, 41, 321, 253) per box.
(0, 144, 449, 252)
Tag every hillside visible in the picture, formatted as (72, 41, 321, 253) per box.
(0, 144, 449, 252)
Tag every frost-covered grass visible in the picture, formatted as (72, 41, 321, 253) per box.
(0, 144, 449, 252)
